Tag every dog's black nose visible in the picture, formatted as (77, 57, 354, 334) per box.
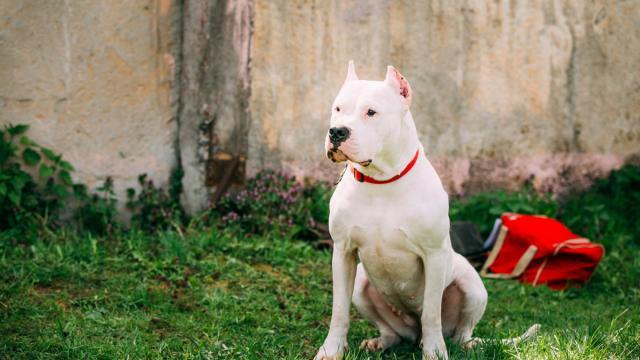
(328, 127, 350, 145)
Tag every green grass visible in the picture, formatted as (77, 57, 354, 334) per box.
(2, 165, 639, 359)
(1, 225, 638, 359)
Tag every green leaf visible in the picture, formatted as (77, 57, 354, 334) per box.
(0, 183, 6, 195)
(41, 148, 58, 161)
(8, 190, 20, 205)
(73, 184, 88, 198)
(8, 124, 29, 136)
(59, 160, 75, 171)
(519, 204, 535, 213)
(59, 170, 73, 186)
(39, 164, 54, 178)
(52, 184, 69, 198)
(19, 136, 38, 147)
(0, 141, 14, 164)
(22, 148, 41, 165)
(11, 173, 27, 191)
(23, 194, 38, 207)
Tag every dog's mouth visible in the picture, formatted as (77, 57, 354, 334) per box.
(327, 149, 372, 167)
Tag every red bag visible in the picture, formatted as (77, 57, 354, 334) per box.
(480, 213, 604, 290)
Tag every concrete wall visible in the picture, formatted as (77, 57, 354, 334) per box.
(0, 0, 178, 200)
(249, 0, 640, 195)
(2, 0, 639, 213)
(178, 0, 252, 213)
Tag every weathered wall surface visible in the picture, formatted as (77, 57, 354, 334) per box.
(249, 0, 640, 195)
(0, 1, 178, 200)
(178, 0, 252, 213)
(2, 0, 639, 213)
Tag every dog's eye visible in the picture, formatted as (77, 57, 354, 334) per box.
(366, 109, 377, 117)
(335, 106, 341, 112)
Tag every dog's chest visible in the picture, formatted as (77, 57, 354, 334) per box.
(351, 223, 425, 311)
(329, 172, 450, 312)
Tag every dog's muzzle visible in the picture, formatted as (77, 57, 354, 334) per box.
(325, 127, 371, 166)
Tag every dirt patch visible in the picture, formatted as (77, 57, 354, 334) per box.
(253, 263, 281, 277)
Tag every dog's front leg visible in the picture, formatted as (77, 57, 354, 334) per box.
(420, 250, 449, 360)
(315, 243, 357, 360)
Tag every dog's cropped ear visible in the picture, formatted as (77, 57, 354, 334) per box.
(384, 66, 412, 107)
(345, 60, 359, 83)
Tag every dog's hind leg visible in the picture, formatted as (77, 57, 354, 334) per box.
(352, 264, 418, 351)
(449, 254, 488, 347)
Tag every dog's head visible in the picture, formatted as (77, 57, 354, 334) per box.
(325, 61, 413, 167)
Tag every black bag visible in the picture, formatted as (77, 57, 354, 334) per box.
(450, 221, 487, 268)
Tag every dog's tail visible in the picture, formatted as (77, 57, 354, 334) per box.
(467, 324, 541, 348)
(500, 323, 541, 345)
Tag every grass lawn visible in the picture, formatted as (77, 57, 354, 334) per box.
(1, 225, 638, 359)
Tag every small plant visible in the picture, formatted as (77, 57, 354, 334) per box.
(74, 177, 119, 235)
(126, 172, 185, 233)
(559, 164, 640, 246)
(450, 165, 640, 248)
(0, 124, 188, 236)
(0, 124, 76, 234)
(207, 169, 331, 238)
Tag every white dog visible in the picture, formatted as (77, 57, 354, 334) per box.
(315, 62, 489, 360)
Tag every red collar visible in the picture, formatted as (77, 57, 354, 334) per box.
(350, 149, 420, 184)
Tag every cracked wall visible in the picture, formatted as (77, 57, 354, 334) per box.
(177, 0, 252, 213)
(0, 0, 179, 203)
(2, 1, 639, 212)
(249, 0, 640, 195)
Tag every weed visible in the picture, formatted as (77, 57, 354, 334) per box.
(74, 177, 119, 236)
(450, 165, 640, 250)
(0, 124, 77, 236)
(206, 170, 331, 239)
(559, 164, 640, 246)
(126, 173, 186, 233)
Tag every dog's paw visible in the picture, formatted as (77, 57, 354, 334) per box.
(313, 355, 339, 360)
(360, 337, 385, 351)
(313, 350, 342, 360)
(360, 334, 401, 352)
(314, 342, 345, 360)
(421, 336, 448, 360)
(422, 350, 449, 360)
(461, 338, 481, 350)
